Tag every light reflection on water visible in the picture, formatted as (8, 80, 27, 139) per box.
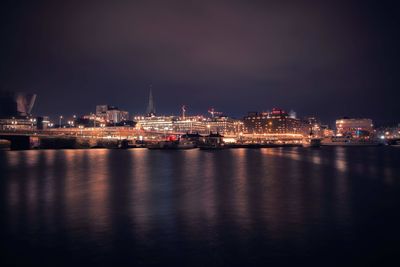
(85, 149, 110, 237)
(201, 151, 217, 228)
(1, 147, 400, 266)
(131, 149, 151, 239)
(231, 149, 250, 228)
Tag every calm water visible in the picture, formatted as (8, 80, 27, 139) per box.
(1, 147, 400, 266)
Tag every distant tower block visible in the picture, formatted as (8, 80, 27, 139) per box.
(289, 109, 297, 119)
(146, 85, 156, 117)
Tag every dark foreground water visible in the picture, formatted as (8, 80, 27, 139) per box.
(1, 147, 400, 266)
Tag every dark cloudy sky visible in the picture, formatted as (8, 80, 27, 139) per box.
(1, 0, 399, 125)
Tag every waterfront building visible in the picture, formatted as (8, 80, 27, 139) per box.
(136, 116, 207, 133)
(302, 116, 327, 137)
(243, 108, 304, 134)
(336, 118, 374, 137)
(0, 117, 37, 131)
(135, 114, 242, 135)
(376, 124, 400, 140)
(321, 125, 335, 137)
(205, 116, 243, 135)
(243, 111, 268, 134)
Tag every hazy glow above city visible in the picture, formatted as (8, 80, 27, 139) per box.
(1, 0, 399, 124)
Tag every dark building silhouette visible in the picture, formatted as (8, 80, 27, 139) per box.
(0, 91, 36, 118)
(146, 85, 156, 117)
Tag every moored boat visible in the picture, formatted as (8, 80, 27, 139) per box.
(199, 132, 226, 150)
(321, 136, 380, 146)
(147, 139, 197, 150)
(198, 143, 226, 150)
(302, 138, 322, 148)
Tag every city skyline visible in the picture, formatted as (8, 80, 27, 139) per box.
(2, 87, 396, 128)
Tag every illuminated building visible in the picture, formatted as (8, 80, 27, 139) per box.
(95, 105, 111, 119)
(321, 125, 335, 137)
(106, 109, 129, 123)
(135, 115, 242, 135)
(136, 116, 207, 133)
(206, 116, 243, 135)
(94, 105, 129, 123)
(335, 118, 374, 137)
(243, 111, 268, 134)
(0, 117, 37, 131)
(302, 116, 335, 137)
(243, 108, 303, 134)
(376, 125, 400, 140)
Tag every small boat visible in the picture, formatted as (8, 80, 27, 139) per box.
(176, 140, 197, 149)
(198, 143, 226, 150)
(260, 143, 301, 148)
(302, 138, 321, 148)
(118, 139, 146, 149)
(321, 136, 380, 147)
(147, 141, 170, 150)
(199, 132, 226, 150)
(302, 128, 322, 148)
(387, 139, 400, 147)
(228, 143, 261, 149)
(147, 140, 197, 150)
(0, 139, 10, 150)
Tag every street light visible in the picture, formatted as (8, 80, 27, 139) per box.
(59, 115, 63, 128)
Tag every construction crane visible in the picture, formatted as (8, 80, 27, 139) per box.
(208, 108, 223, 118)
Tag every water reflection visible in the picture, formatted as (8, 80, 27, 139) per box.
(131, 149, 151, 239)
(231, 149, 250, 229)
(1, 147, 400, 266)
(6, 151, 20, 167)
(43, 149, 56, 166)
(86, 149, 111, 236)
(334, 147, 347, 172)
(201, 151, 217, 226)
(181, 150, 202, 236)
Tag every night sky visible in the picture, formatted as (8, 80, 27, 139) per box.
(1, 0, 399, 125)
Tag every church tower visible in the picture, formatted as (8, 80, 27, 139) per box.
(146, 85, 156, 117)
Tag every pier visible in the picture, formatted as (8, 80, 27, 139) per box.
(0, 127, 305, 150)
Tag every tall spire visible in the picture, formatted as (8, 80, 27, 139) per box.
(182, 105, 186, 119)
(146, 84, 156, 117)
